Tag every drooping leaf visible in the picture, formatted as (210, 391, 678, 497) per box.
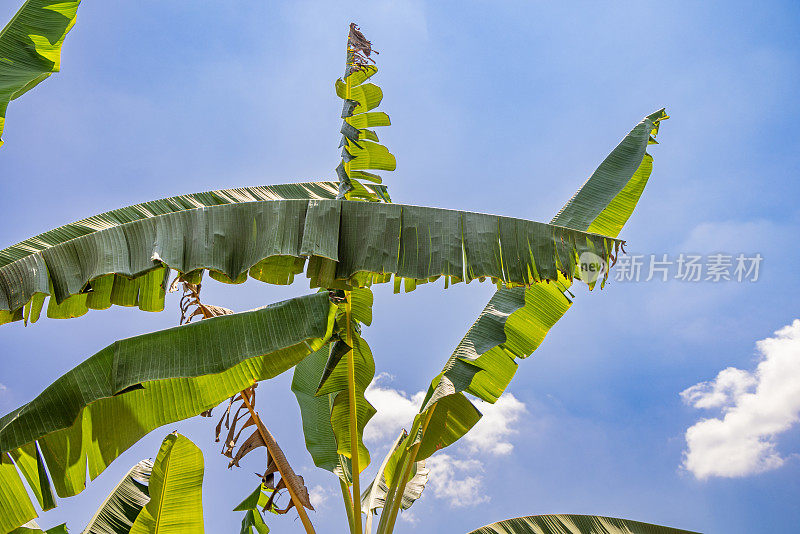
(292, 288, 377, 480)
(291, 345, 353, 483)
(0, 181, 387, 325)
(0, 198, 621, 326)
(0, 293, 333, 524)
(0, 0, 82, 148)
(129, 434, 204, 534)
(82, 459, 152, 534)
(466, 514, 699, 534)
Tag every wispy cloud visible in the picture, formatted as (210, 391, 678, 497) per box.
(364, 373, 426, 443)
(467, 394, 527, 456)
(681, 319, 800, 479)
(364, 375, 527, 508)
(308, 484, 336, 509)
(425, 454, 487, 508)
(0, 383, 6, 391)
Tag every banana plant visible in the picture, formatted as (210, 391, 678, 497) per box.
(0, 4, 694, 533)
(466, 515, 699, 534)
(0, 0, 80, 148)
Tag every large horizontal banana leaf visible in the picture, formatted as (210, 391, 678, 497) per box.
(0, 181, 385, 325)
(0, 292, 332, 533)
(0, 0, 81, 148)
(384, 109, 668, 486)
(467, 514, 699, 534)
(0, 197, 621, 327)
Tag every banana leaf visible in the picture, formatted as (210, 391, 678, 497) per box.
(129, 434, 204, 534)
(9, 521, 67, 534)
(82, 459, 152, 534)
(0, 197, 621, 327)
(361, 431, 428, 525)
(335, 41, 395, 201)
(0, 0, 81, 148)
(383, 109, 668, 491)
(0, 292, 333, 533)
(466, 514, 699, 534)
(0, 181, 387, 325)
(291, 288, 376, 481)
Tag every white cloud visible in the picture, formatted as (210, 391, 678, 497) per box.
(681, 319, 800, 479)
(398, 510, 419, 524)
(467, 394, 527, 455)
(681, 367, 757, 410)
(0, 383, 6, 391)
(363, 375, 527, 508)
(308, 484, 336, 509)
(364, 374, 426, 443)
(425, 454, 488, 508)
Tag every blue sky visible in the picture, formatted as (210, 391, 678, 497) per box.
(1, 1, 800, 533)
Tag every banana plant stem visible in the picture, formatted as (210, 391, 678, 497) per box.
(345, 293, 364, 534)
(340, 477, 357, 533)
(240, 392, 316, 534)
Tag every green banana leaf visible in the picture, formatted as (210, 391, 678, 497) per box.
(291, 288, 376, 481)
(0, 0, 81, 148)
(233, 484, 273, 534)
(9, 521, 67, 534)
(466, 514, 699, 534)
(82, 459, 152, 534)
(383, 109, 668, 490)
(0, 197, 622, 327)
(0, 181, 387, 325)
(361, 431, 428, 529)
(239, 511, 270, 534)
(335, 52, 395, 200)
(129, 434, 204, 534)
(0, 292, 333, 533)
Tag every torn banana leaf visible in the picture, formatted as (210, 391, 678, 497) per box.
(361, 431, 428, 522)
(335, 60, 393, 201)
(466, 514, 699, 534)
(129, 434, 204, 534)
(0, 292, 333, 532)
(0, 199, 621, 327)
(83, 459, 152, 534)
(0, 0, 81, 148)
(384, 109, 668, 487)
(292, 288, 376, 481)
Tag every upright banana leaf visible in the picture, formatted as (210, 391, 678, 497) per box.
(0, 0, 81, 148)
(335, 23, 394, 201)
(360, 431, 428, 532)
(0, 197, 621, 327)
(0, 181, 387, 325)
(129, 434, 204, 534)
(292, 288, 376, 481)
(0, 292, 333, 533)
(383, 109, 668, 492)
(82, 459, 152, 534)
(466, 514, 699, 534)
